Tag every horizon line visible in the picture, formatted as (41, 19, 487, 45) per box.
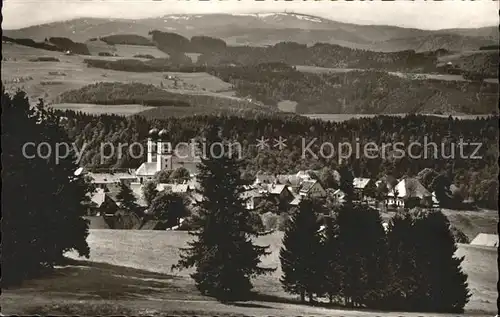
(3, 11, 498, 32)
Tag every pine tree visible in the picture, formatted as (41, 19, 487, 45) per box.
(2, 88, 91, 286)
(336, 204, 388, 307)
(387, 208, 471, 313)
(338, 165, 355, 203)
(321, 209, 343, 304)
(149, 190, 188, 227)
(143, 180, 158, 206)
(172, 126, 275, 300)
(116, 182, 141, 217)
(280, 197, 324, 303)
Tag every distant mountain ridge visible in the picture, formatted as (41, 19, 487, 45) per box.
(3, 13, 498, 52)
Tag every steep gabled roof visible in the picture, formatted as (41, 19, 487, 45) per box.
(388, 177, 431, 199)
(353, 177, 371, 189)
(299, 180, 318, 193)
(135, 162, 157, 177)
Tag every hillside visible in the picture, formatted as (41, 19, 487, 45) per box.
(209, 66, 499, 115)
(3, 13, 498, 52)
(2, 220, 495, 315)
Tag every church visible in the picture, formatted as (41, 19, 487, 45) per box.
(135, 128, 201, 183)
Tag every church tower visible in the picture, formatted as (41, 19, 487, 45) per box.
(156, 129, 172, 172)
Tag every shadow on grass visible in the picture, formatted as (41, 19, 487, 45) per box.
(6, 257, 196, 301)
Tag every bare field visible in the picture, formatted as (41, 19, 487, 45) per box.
(277, 100, 298, 113)
(1, 43, 232, 104)
(49, 103, 155, 116)
(112, 44, 170, 58)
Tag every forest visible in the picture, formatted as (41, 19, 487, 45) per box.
(56, 109, 498, 209)
(78, 60, 499, 115)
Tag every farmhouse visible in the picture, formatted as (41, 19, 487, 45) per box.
(353, 177, 374, 201)
(299, 180, 326, 198)
(387, 177, 432, 208)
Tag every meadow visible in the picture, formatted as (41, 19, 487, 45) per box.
(1, 43, 233, 106)
(49, 103, 156, 116)
(2, 208, 497, 316)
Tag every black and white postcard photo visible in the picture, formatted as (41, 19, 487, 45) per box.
(1, 0, 499, 316)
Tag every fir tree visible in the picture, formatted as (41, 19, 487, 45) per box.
(116, 182, 141, 217)
(143, 180, 159, 206)
(336, 204, 389, 307)
(338, 165, 355, 203)
(149, 190, 189, 227)
(280, 197, 324, 303)
(172, 126, 274, 300)
(2, 88, 91, 286)
(388, 208, 471, 313)
(321, 210, 343, 304)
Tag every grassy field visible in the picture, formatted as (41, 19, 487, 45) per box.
(1, 43, 232, 106)
(49, 103, 156, 116)
(2, 209, 497, 316)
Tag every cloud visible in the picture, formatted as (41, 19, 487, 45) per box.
(2, 0, 498, 30)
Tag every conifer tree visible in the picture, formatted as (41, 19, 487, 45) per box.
(321, 209, 343, 304)
(388, 208, 470, 313)
(338, 165, 355, 203)
(172, 126, 274, 300)
(2, 88, 91, 286)
(149, 190, 188, 227)
(116, 182, 141, 216)
(280, 198, 324, 303)
(336, 204, 388, 307)
(143, 180, 159, 206)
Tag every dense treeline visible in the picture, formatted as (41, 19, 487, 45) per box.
(81, 57, 497, 115)
(2, 35, 91, 55)
(197, 42, 445, 72)
(55, 110, 498, 209)
(281, 201, 471, 312)
(83, 57, 200, 72)
(55, 82, 278, 116)
(48, 37, 91, 55)
(56, 82, 191, 107)
(100, 34, 154, 46)
(2, 88, 91, 286)
(208, 66, 498, 114)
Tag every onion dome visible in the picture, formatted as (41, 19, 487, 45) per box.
(148, 128, 159, 139)
(158, 129, 168, 140)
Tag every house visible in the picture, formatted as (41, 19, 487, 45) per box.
(135, 162, 160, 183)
(88, 188, 118, 216)
(241, 186, 265, 210)
(387, 177, 432, 208)
(79, 168, 137, 189)
(331, 189, 346, 205)
(275, 174, 302, 191)
(254, 173, 276, 185)
(296, 170, 318, 180)
(289, 195, 302, 207)
(353, 177, 373, 201)
(266, 184, 294, 203)
(299, 180, 326, 198)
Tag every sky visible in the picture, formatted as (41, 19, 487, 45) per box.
(2, 0, 499, 30)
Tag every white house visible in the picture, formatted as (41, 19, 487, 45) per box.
(387, 177, 432, 207)
(299, 180, 326, 198)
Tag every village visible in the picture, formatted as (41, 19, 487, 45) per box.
(82, 128, 455, 230)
